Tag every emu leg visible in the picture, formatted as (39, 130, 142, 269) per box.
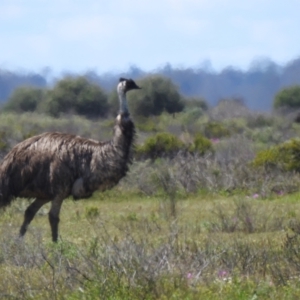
(20, 198, 49, 238)
(48, 197, 64, 242)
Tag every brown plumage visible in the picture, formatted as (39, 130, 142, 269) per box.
(0, 77, 141, 242)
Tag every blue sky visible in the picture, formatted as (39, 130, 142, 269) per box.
(0, 0, 299, 75)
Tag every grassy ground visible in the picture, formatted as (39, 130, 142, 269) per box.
(1, 109, 300, 298)
(1, 190, 300, 299)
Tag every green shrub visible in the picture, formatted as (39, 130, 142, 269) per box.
(135, 117, 160, 132)
(203, 122, 230, 138)
(181, 107, 204, 125)
(223, 118, 247, 134)
(4, 87, 45, 113)
(274, 85, 300, 109)
(43, 76, 109, 118)
(189, 133, 214, 155)
(129, 75, 184, 117)
(183, 96, 208, 111)
(252, 147, 284, 170)
(136, 132, 184, 160)
(246, 114, 274, 128)
(282, 139, 300, 172)
(252, 138, 300, 172)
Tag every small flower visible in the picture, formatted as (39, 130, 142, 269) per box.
(211, 138, 220, 144)
(252, 193, 259, 199)
(218, 270, 228, 278)
(186, 272, 193, 279)
(217, 270, 232, 282)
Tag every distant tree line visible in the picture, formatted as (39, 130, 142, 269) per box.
(86, 57, 300, 111)
(3, 75, 204, 118)
(3, 72, 300, 118)
(1, 57, 300, 111)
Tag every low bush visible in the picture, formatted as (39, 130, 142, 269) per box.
(203, 121, 230, 139)
(135, 117, 160, 132)
(183, 96, 208, 111)
(3, 87, 45, 113)
(252, 147, 284, 170)
(43, 76, 109, 118)
(136, 132, 185, 160)
(181, 107, 204, 126)
(246, 113, 274, 128)
(252, 138, 300, 172)
(188, 133, 214, 155)
(274, 85, 300, 109)
(127, 75, 185, 117)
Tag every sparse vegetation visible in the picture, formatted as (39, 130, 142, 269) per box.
(1, 192, 300, 299)
(1, 78, 300, 298)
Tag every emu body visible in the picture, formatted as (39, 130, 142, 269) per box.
(0, 78, 140, 241)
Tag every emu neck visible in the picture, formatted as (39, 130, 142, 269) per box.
(118, 90, 129, 114)
(113, 91, 135, 154)
(112, 112, 135, 157)
(112, 89, 135, 152)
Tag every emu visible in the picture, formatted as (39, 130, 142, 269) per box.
(0, 78, 140, 242)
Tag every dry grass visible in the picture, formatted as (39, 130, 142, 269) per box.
(1, 191, 300, 298)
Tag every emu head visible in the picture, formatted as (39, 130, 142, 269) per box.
(117, 78, 141, 95)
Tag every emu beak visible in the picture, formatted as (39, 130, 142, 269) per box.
(133, 82, 141, 89)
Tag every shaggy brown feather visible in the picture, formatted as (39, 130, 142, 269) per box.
(1, 115, 134, 202)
